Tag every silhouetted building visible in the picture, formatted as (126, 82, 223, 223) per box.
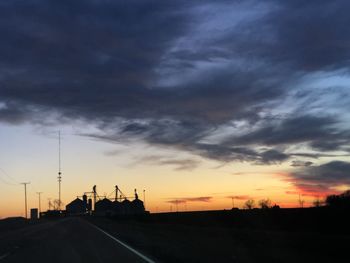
(121, 199, 132, 215)
(66, 186, 146, 217)
(110, 189, 146, 216)
(113, 200, 122, 214)
(66, 198, 86, 214)
(131, 198, 145, 215)
(95, 198, 113, 216)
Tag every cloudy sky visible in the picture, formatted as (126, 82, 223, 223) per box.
(0, 0, 350, 217)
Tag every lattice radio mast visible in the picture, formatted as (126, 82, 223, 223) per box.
(58, 131, 62, 210)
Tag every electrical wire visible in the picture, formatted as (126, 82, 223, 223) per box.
(0, 167, 18, 186)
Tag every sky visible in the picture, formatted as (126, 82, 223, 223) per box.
(0, 0, 350, 218)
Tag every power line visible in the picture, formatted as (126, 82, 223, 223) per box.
(0, 167, 18, 186)
(0, 176, 16, 186)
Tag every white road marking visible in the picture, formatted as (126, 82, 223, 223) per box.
(87, 222, 156, 263)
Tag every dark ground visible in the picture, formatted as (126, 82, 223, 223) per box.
(89, 208, 350, 263)
(1, 208, 349, 263)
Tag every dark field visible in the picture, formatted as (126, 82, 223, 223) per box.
(1, 208, 350, 263)
(89, 208, 350, 263)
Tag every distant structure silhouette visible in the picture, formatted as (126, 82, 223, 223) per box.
(66, 198, 87, 214)
(64, 185, 146, 216)
(30, 208, 38, 220)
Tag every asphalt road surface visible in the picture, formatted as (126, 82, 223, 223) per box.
(0, 217, 155, 263)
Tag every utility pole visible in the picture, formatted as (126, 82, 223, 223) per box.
(231, 197, 235, 208)
(21, 182, 30, 218)
(37, 192, 43, 215)
(48, 198, 52, 210)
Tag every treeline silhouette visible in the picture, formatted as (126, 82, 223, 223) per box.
(242, 190, 350, 210)
(243, 198, 280, 209)
(326, 190, 350, 208)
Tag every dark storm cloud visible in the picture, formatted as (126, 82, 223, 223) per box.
(293, 161, 350, 185)
(0, 0, 349, 167)
(226, 115, 350, 152)
(288, 161, 350, 195)
(260, 149, 289, 164)
(221, 0, 350, 71)
(0, 0, 192, 120)
(0, 103, 30, 124)
(190, 144, 290, 165)
(269, 0, 350, 71)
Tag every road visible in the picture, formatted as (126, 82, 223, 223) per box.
(0, 217, 155, 263)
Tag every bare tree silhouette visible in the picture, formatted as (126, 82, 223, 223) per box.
(52, 199, 64, 210)
(258, 199, 271, 209)
(244, 199, 255, 209)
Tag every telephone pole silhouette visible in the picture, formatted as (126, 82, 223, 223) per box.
(37, 192, 43, 215)
(21, 182, 30, 218)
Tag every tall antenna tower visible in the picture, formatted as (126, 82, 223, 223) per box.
(58, 131, 62, 210)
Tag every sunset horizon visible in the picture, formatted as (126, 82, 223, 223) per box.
(1, 2, 350, 262)
(1, 0, 350, 220)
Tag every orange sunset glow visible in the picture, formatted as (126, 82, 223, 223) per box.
(1, 1, 350, 262)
